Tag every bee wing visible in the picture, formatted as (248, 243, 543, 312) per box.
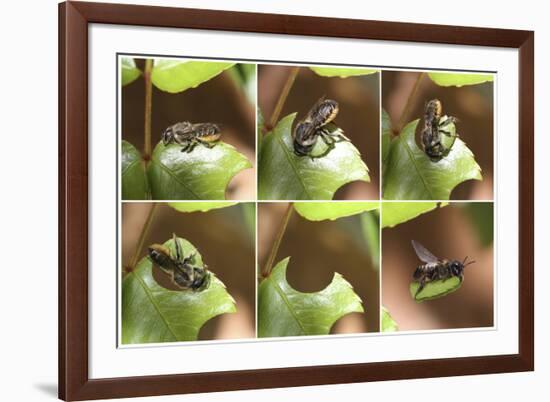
(411, 240, 440, 263)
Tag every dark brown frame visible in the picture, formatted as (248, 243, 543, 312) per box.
(59, 1, 534, 400)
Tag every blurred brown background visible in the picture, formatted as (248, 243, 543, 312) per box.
(258, 203, 380, 333)
(258, 66, 380, 200)
(382, 203, 494, 331)
(122, 59, 256, 200)
(122, 202, 255, 340)
(382, 71, 494, 200)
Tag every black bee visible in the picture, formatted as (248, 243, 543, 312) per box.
(293, 97, 349, 157)
(162, 122, 221, 153)
(411, 240, 475, 297)
(421, 99, 459, 161)
(148, 233, 211, 291)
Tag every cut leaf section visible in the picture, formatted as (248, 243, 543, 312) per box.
(382, 202, 444, 228)
(151, 60, 235, 93)
(121, 140, 149, 200)
(147, 141, 251, 200)
(410, 276, 462, 302)
(168, 202, 237, 213)
(309, 67, 379, 78)
(428, 72, 494, 87)
(258, 257, 363, 337)
(381, 306, 398, 332)
(121, 58, 141, 86)
(382, 119, 481, 200)
(294, 202, 379, 221)
(121, 236, 236, 344)
(258, 113, 369, 200)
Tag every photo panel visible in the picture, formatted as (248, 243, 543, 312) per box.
(120, 57, 256, 201)
(120, 202, 256, 344)
(381, 70, 494, 201)
(258, 65, 380, 200)
(381, 202, 494, 332)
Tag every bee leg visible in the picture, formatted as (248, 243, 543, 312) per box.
(185, 141, 199, 153)
(180, 142, 192, 152)
(197, 138, 216, 149)
(415, 280, 426, 297)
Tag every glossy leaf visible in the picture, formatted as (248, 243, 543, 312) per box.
(151, 60, 234, 93)
(382, 119, 481, 200)
(168, 202, 237, 212)
(410, 276, 462, 302)
(258, 257, 363, 337)
(147, 141, 251, 200)
(258, 113, 369, 200)
(382, 202, 444, 228)
(121, 140, 149, 200)
(121, 58, 141, 86)
(121, 236, 236, 344)
(294, 202, 379, 221)
(381, 306, 398, 332)
(428, 72, 494, 87)
(309, 67, 379, 78)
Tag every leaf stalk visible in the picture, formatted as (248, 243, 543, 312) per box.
(262, 202, 293, 278)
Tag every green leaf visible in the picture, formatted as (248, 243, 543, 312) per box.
(360, 210, 380, 268)
(381, 109, 392, 163)
(241, 202, 256, 241)
(382, 119, 481, 200)
(168, 202, 236, 212)
(151, 60, 235, 93)
(464, 203, 494, 246)
(381, 306, 398, 332)
(382, 202, 443, 228)
(121, 236, 236, 343)
(147, 141, 252, 200)
(228, 64, 256, 104)
(410, 276, 462, 302)
(258, 257, 363, 337)
(121, 140, 149, 200)
(428, 72, 494, 87)
(309, 67, 379, 78)
(121, 58, 141, 86)
(258, 113, 370, 200)
(294, 202, 379, 221)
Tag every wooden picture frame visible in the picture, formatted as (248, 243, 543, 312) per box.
(59, 1, 534, 400)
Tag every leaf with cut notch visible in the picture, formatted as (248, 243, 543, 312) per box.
(428, 72, 494, 87)
(294, 202, 379, 221)
(151, 60, 234, 93)
(121, 236, 236, 344)
(258, 113, 369, 200)
(258, 257, 363, 337)
(309, 67, 379, 78)
(382, 119, 481, 200)
(147, 141, 251, 200)
(121, 140, 149, 200)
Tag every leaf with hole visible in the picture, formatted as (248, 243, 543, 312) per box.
(151, 60, 234, 93)
(294, 202, 379, 221)
(121, 58, 141, 86)
(428, 72, 494, 87)
(121, 236, 236, 343)
(382, 119, 481, 200)
(309, 67, 379, 78)
(121, 140, 149, 200)
(258, 113, 369, 200)
(410, 276, 462, 302)
(147, 141, 251, 200)
(258, 257, 363, 337)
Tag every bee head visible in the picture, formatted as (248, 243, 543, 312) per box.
(191, 269, 211, 291)
(449, 260, 464, 276)
(426, 99, 442, 118)
(162, 127, 174, 145)
(293, 121, 316, 156)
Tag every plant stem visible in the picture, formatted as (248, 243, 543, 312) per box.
(268, 67, 300, 129)
(128, 202, 158, 271)
(396, 72, 426, 134)
(262, 202, 293, 278)
(143, 58, 153, 159)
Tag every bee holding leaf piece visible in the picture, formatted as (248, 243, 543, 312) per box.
(411, 240, 475, 298)
(148, 233, 211, 291)
(421, 99, 459, 161)
(293, 97, 350, 158)
(162, 121, 221, 153)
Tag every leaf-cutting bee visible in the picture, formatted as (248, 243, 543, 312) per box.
(411, 240, 475, 297)
(293, 97, 350, 157)
(148, 233, 211, 291)
(162, 121, 221, 153)
(421, 99, 459, 161)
